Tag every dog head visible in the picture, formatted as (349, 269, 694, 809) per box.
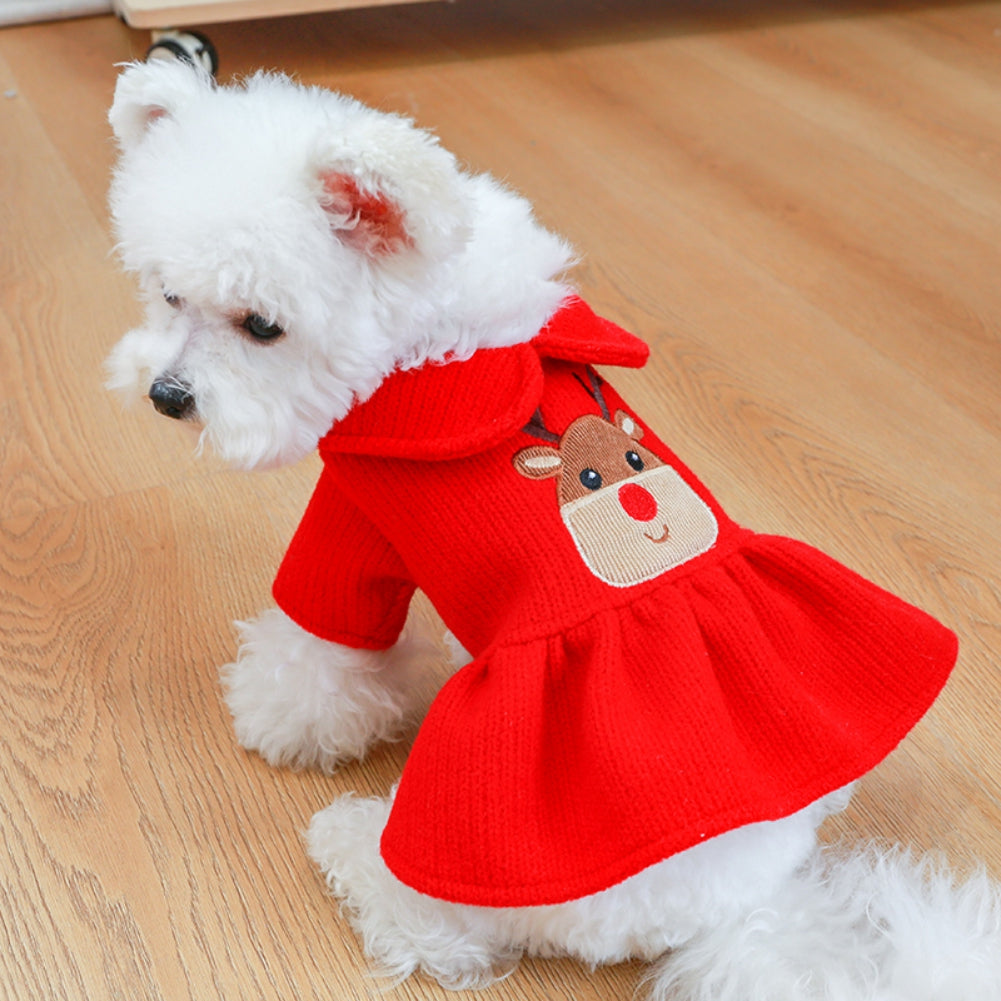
(105, 61, 475, 469)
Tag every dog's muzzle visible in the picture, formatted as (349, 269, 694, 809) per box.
(149, 378, 195, 420)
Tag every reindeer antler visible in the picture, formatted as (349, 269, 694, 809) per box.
(573, 367, 612, 422)
(522, 408, 561, 444)
(522, 368, 610, 444)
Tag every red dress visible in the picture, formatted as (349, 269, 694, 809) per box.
(273, 297, 957, 907)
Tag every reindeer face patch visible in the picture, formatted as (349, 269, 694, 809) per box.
(514, 374, 718, 588)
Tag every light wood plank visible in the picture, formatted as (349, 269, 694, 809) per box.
(114, 0, 435, 30)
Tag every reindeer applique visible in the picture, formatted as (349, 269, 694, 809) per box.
(513, 370, 719, 587)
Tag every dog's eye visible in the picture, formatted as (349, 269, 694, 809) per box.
(164, 291, 182, 308)
(241, 313, 285, 343)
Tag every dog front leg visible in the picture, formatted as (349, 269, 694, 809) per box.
(221, 607, 428, 772)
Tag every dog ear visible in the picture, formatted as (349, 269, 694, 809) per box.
(312, 110, 471, 262)
(109, 60, 212, 150)
(318, 171, 413, 256)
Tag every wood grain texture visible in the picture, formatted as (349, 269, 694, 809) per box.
(1, 2, 999, 998)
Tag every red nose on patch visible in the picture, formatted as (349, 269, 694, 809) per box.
(618, 482, 658, 522)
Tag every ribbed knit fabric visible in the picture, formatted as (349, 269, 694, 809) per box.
(273, 297, 957, 907)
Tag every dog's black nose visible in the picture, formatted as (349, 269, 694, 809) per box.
(149, 379, 195, 420)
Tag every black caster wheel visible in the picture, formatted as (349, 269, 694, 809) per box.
(145, 30, 219, 77)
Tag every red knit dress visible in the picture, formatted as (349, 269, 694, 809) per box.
(273, 297, 957, 908)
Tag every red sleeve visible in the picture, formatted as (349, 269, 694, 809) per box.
(272, 467, 416, 650)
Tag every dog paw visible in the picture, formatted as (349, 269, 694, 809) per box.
(307, 793, 518, 989)
(220, 608, 429, 771)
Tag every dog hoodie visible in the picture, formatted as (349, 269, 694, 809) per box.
(273, 296, 957, 907)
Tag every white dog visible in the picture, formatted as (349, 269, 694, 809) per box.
(106, 60, 1001, 1000)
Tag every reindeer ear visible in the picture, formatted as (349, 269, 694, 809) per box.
(614, 410, 644, 440)
(109, 60, 211, 150)
(514, 446, 563, 480)
(319, 171, 412, 256)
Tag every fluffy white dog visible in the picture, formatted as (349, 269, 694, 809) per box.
(106, 60, 1001, 1000)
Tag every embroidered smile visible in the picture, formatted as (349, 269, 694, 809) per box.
(644, 524, 671, 544)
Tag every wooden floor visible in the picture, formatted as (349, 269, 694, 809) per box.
(2, 2, 1000, 998)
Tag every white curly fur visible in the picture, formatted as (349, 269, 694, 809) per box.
(221, 608, 434, 771)
(645, 846, 1001, 1001)
(306, 789, 849, 989)
(106, 61, 1001, 1001)
(106, 61, 573, 470)
(305, 786, 1001, 1001)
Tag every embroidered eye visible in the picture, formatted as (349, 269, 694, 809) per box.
(579, 468, 603, 491)
(625, 450, 644, 472)
(241, 313, 285, 342)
